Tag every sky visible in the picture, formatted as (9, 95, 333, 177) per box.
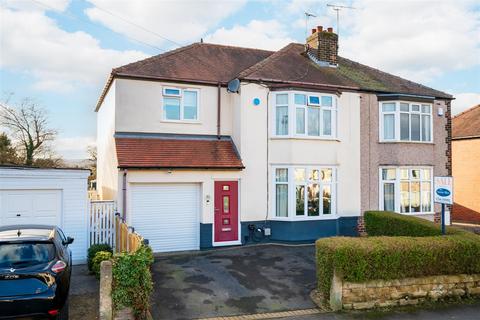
(1, 0, 479, 159)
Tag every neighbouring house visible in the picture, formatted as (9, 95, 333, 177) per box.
(452, 104, 480, 224)
(95, 26, 452, 253)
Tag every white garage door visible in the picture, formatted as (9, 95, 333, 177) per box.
(0, 190, 61, 226)
(130, 183, 200, 252)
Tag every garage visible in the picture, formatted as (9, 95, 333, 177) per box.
(0, 166, 90, 264)
(130, 183, 200, 253)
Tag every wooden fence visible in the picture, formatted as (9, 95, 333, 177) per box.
(115, 216, 144, 253)
(88, 200, 116, 248)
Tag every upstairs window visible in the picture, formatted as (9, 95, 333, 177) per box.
(163, 87, 199, 121)
(380, 101, 432, 142)
(274, 91, 337, 138)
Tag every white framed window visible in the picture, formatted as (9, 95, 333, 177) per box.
(379, 101, 433, 142)
(162, 86, 199, 121)
(379, 167, 433, 214)
(273, 91, 337, 139)
(272, 166, 337, 220)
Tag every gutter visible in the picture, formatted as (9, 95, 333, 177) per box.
(122, 169, 127, 220)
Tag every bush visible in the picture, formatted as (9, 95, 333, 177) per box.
(364, 210, 446, 236)
(112, 245, 154, 319)
(88, 244, 113, 272)
(92, 251, 113, 278)
(315, 211, 480, 301)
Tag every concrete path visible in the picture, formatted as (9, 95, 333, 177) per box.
(70, 264, 99, 320)
(274, 301, 480, 320)
(151, 244, 316, 320)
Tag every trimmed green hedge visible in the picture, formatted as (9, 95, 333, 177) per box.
(316, 211, 480, 301)
(92, 251, 113, 279)
(364, 210, 460, 236)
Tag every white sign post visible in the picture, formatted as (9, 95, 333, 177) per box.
(434, 176, 453, 235)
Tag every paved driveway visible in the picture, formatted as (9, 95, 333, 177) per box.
(151, 244, 316, 320)
(70, 264, 99, 320)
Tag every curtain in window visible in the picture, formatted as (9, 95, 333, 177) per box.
(276, 106, 288, 135)
(323, 110, 331, 135)
(383, 114, 395, 139)
(276, 185, 288, 217)
(400, 113, 410, 140)
(296, 108, 305, 134)
(421, 182, 431, 212)
(400, 182, 410, 213)
(308, 107, 320, 136)
(410, 181, 421, 212)
(383, 183, 395, 211)
(422, 115, 431, 141)
(411, 114, 421, 141)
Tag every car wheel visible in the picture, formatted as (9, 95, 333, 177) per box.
(57, 299, 69, 320)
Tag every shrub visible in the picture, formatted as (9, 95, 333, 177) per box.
(364, 210, 446, 236)
(112, 245, 154, 319)
(88, 243, 113, 272)
(316, 223, 480, 301)
(92, 251, 113, 278)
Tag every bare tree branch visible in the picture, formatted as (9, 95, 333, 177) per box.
(0, 98, 58, 166)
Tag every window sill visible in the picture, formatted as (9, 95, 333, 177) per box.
(269, 215, 338, 221)
(161, 120, 202, 124)
(379, 140, 434, 145)
(271, 136, 340, 142)
(398, 212, 435, 215)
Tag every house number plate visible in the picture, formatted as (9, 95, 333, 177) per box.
(221, 227, 232, 232)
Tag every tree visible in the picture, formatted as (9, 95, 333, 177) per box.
(0, 132, 19, 165)
(0, 98, 57, 166)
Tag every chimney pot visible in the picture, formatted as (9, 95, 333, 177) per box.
(327, 27, 333, 33)
(317, 26, 323, 32)
(311, 28, 316, 34)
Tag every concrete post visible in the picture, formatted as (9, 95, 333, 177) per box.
(330, 270, 343, 311)
(99, 260, 113, 320)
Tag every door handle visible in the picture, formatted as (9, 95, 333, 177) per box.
(16, 214, 21, 217)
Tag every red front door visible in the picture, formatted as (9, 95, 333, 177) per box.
(214, 181, 238, 242)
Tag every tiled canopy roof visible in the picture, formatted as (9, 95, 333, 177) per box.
(115, 135, 244, 169)
(453, 104, 480, 139)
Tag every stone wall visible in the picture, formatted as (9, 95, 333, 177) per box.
(337, 274, 480, 310)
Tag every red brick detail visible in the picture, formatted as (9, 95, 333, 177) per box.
(115, 137, 244, 169)
(452, 203, 480, 224)
(357, 216, 367, 236)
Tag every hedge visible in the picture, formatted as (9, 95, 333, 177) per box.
(364, 210, 461, 237)
(316, 212, 480, 301)
(112, 245, 154, 320)
(92, 251, 113, 279)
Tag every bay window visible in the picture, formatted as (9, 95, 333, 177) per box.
(380, 167, 433, 214)
(273, 166, 336, 219)
(380, 101, 432, 142)
(274, 91, 337, 138)
(162, 87, 199, 121)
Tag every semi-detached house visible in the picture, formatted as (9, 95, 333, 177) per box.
(95, 26, 453, 253)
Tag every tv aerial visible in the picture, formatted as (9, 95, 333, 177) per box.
(327, 4, 356, 37)
(304, 12, 317, 37)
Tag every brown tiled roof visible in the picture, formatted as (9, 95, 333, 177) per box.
(452, 105, 480, 139)
(239, 43, 452, 99)
(114, 43, 273, 84)
(115, 136, 244, 169)
(96, 42, 452, 111)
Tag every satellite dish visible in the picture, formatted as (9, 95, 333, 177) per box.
(227, 78, 240, 93)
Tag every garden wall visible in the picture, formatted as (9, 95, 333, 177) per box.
(334, 273, 480, 310)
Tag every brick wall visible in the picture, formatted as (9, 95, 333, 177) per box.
(306, 27, 338, 65)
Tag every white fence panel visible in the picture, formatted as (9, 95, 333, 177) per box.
(88, 200, 116, 248)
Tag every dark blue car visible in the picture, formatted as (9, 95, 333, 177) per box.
(0, 225, 74, 319)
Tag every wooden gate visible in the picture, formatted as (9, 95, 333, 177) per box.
(88, 200, 116, 248)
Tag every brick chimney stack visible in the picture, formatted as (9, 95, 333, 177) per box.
(306, 25, 338, 66)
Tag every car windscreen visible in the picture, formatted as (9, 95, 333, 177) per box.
(0, 242, 56, 268)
